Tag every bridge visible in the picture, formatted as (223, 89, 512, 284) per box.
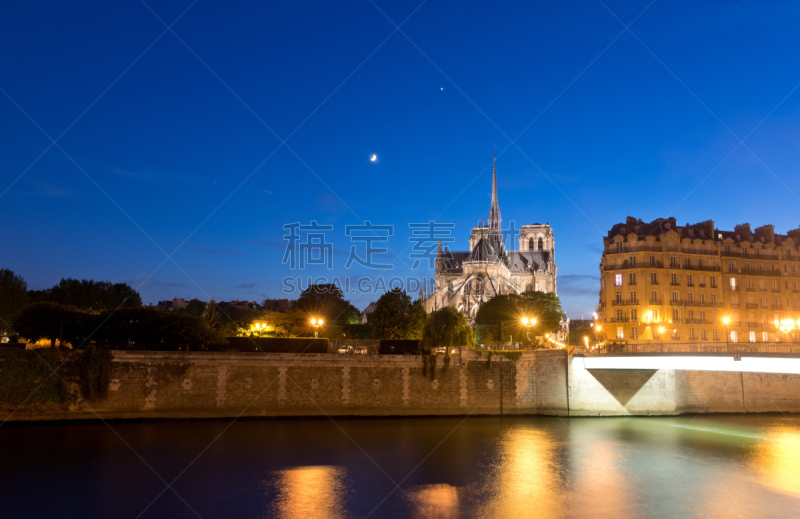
(577, 352, 800, 375)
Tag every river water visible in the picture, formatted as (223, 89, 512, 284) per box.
(1, 415, 799, 518)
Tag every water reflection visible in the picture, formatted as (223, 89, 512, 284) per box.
(406, 484, 460, 519)
(477, 427, 566, 518)
(264, 466, 348, 519)
(750, 426, 800, 496)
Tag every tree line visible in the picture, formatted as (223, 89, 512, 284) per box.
(1, 268, 567, 350)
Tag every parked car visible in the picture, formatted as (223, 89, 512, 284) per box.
(435, 347, 447, 354)
(449, 348, 459, 355)
(337, 345, 353, 354)
(354, 346, 368, 355)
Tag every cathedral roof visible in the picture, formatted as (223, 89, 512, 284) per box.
(467, 235, 505, 263)
(507, 250, 551, 273)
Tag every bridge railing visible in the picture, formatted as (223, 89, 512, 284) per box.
(593, 342, 800, 354)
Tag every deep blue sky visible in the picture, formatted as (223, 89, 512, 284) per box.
(2, 0, 799, 317)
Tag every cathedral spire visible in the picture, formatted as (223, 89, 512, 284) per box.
(488, 154, 501, 230)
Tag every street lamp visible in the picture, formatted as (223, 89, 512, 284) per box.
(658, 326, 665, 351)
(521, 317, 537, 347)
(722, 316, 730, 351)
(779, 319, 796, 343)
(595, 325, 602, 348)
(311, 318, 323, 339)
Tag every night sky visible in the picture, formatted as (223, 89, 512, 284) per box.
(2, 0, 799, 318)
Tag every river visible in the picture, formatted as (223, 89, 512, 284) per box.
(1, 415, 799, 518)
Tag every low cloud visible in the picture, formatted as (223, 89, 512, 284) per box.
(558, 274, 599, 296)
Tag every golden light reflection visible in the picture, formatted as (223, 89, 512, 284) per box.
(407, 484, 460, 519)
(267, 466, 347, 519)
(475, 427, 564, 518)
(749, 426, 800, 495)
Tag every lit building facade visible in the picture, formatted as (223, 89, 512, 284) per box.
(597, 217, 800, 344)
(421, 158, 557, 321)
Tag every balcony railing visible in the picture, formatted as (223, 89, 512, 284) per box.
(611, 299, 639, 306)
(745, 303, 759, 309)
(681, 264, 721, 272)
(773, 304, 784, 310)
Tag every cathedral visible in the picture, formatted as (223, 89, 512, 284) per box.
(421, 158, 558, 321)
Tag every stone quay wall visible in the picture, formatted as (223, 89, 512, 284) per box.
(5, 349, 800, 422)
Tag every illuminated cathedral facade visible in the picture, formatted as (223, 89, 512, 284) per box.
(421, 159, 558, 321)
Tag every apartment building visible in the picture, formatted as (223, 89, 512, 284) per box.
(597, 217, 800, 344)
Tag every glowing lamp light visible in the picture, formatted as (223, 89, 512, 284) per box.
(521, 317, 529, 325)
(658, 327, 665, 334)
(722, 316, 730, 325)
(596, 325, 602, 331)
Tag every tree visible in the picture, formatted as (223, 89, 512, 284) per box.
(13, 302, 98, 347)
(568, 321, 594, 347)
(475, 291, 564, 336)
(184, 298, 206, 317)
(292, 284, 360, 324)
(0, 269, 29, 336)
(44, 278, 142, 311)
(371, 289, 427, 339)
(420, 306, 473, 351)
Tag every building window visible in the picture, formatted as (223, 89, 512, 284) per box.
(528, 238, 534, 250)
(711, 294, 717, 304)
(697, 259, 703, 267)
(710, 276, 717, 288)
(616, 310, 623, 320)
(651, 290, 658, 302)
(771, 264, 776, 271)
(725, 245, 731, 253)
(793, 265, 797, 273)
(749, 331, 756, 343)
(731, 331, 738, 343)
(631, 327, 638, 339)
(670, 256, 677, 267)
(615, 274, 622, 286)
(671, 273, 678, 284)
(730, 277, 737, 290)
(685, 258, 691, 267)
(713, 329, 719, 341)
(700, 310, 706, 320)
(700, 293, 705, 303)
(671, 291, 678, 302)
(651, 273, 657, 284)
(538, 237, 544, 251)
(729, 260, 735, 272)
(631, 309, 638, 320)
(652, 309, 659, 321)
(687, 275, 693, 285)
(616, 242, 622, 252)
(758, 263, 763, 271)
(702, 329, 708, 340)
(629, 273, 636, 285)
(690, 328, 696, 339)
(630, 256, 636, 266)
(650, 256, 655, 266)
(772, 280, 778, 290)
(630, 291, 637, 302)
(794, 281, 798, 290)
(688, 293, 694, 303)
(616, 292, 622, 303)
(762, 331, 769, 342)
(672, 309, 680, 322)
(616, 327, 624, 339)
